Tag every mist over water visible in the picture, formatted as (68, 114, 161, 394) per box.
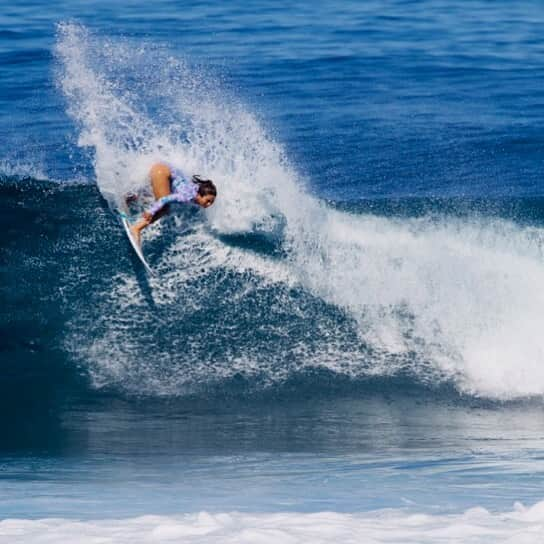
(53, 23, 544, 400)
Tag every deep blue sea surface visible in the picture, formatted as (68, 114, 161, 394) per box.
(2, 1, 544, 542)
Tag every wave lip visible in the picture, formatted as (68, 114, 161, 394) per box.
(2, 502, 544, 544)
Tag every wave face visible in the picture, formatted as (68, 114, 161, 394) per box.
(51, 23, 544, 401)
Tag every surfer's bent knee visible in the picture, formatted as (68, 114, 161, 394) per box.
(149, 163, 171, 179)
(149, 163, 172, 199)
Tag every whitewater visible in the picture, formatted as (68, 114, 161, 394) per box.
(54, 23, 544, 400)
(2, 502, 544, 543)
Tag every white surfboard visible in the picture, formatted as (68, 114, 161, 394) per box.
(119, 214, 153, 275)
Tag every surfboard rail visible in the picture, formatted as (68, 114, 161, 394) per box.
(116, 209, 154, 275)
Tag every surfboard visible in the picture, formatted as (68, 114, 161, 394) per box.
(117, 211, 153, 275)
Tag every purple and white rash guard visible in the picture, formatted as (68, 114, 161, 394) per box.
(147, 164, 198, 217)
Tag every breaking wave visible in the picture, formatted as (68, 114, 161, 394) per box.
(49, 23, 544, 400)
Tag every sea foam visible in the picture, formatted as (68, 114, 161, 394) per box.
(2, 502, 544, 543)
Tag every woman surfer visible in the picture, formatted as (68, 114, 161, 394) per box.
(130, 163, 217, 245)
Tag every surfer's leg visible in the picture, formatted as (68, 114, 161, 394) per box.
(129, 164, 173, 245)
(130, 215, 158, 245)
(149, 163, 172, 199)
(130, 206, 170, 245)
(130, 220, 145, 246)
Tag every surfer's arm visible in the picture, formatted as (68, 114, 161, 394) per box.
(131, 195, 178, 238)
(146, 192, 192, 218)
(129, 194, 182, 243)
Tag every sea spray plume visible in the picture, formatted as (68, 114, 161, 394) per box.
(54, 22, 293, 232)
(55, 23, 171, 204)
(57, 23, 544, 399)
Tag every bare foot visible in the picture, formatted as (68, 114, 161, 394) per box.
(125, 192, 139, 204)
(130, 225, 141, 247)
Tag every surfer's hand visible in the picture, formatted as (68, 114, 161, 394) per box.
(142, 211, 153, 224)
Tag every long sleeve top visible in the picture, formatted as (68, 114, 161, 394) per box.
(147, 166, 199, 217)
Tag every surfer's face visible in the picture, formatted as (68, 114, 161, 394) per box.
(195, 194, 216, 208)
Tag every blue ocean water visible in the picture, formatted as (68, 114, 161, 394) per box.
(2, 1, 544, 542)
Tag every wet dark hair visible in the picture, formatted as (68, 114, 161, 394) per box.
(192, 175, 217, 198)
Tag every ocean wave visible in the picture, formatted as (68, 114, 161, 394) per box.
(32, 22, 544, 401)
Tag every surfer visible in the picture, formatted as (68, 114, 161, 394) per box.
(129, 163, 217, 245)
